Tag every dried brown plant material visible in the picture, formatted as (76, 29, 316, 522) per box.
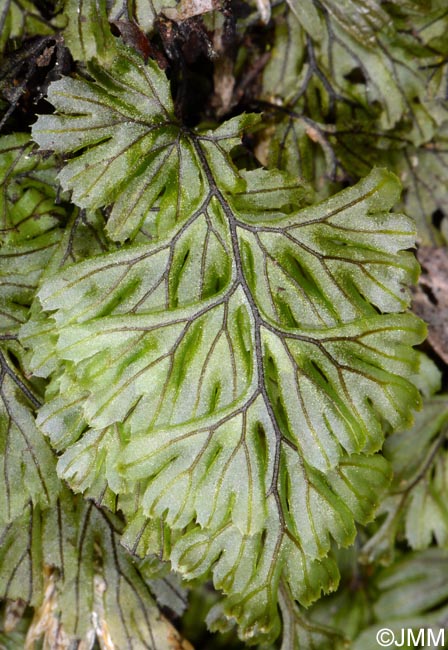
(413, 246, 448, 363)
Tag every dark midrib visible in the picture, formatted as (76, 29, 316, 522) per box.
(190, 134, 289, 519)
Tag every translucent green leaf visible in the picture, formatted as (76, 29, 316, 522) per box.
(298, 546, 448, 650)
(173, 502, 340, 641)
(27, 41, 426, 641)
(171, 453, 389, 640)
(64, 0, 117, 63)
(375, 549, 448, 619)
(23, 157, 423, 640)
(262, 3, 429, 132)
(0, 493, 192, 649)
(147, 572, 189, 618)
(260, 7, 306, 104)
(319, 0, 390, 46)
(0, 340, 58, 525)
(277, 584, 347, 650)
(301, 548, 373, 648)
(0, 505, 44, 608)
(404, 452, 448, 550)
(361, 396, 448, 563)
(3, 3, 445, 647)
(285, 0, 321, 42)
(0, 134, 68, 329)
(121, 510, 174, 559)
(266, 113, 448, 244)
(260, 2, 448, 242)
(385, 396, 448, 486)
(0, 134, 64, 244)
(20, 208, 110, 378)
(283, 0, 389, 49)
(65, 0, 179, 53)
(32, 50, 258, 242)
(0, 231, 63, 329)
(352, 550, 448, 650)
(392, 121, 448, 245)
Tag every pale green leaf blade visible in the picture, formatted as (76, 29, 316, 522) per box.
(262, 2, 428, 131)
(258, 8, 306, 104)
(69, 0, 178, 43)
(0, 504, 44, 607)
(51, 500, 191, 649)
(385, 395, 448, 484)
(320, 0, 390, 46)
(172, 504, 340, 641)
(0, 133, 69, 330)
(171, 451, 390, 641)
(285, 0, 322, 42)
(404, 458, 448, 550)
(31, 50, 198, 242)
(0, 231, 63, 329)
(289, 547, 372, 648)
(300, 547, 448, 650)
(393, 122, 448, 245)
(146, 573, 189, 618)
(31, 48, 261, 243)
(28, 41, 424, 637)
(260, 0, 448, 249)
(373, 549, 448, 621)
(0, 341, 58, 524)
(64, 0, 116, 63)
(278, 584, 347, 650)
(0, 134, 65, 243)
(33, 218, 232, 329)
(361, 395, 448, 563)
(19, 209, 110, 378)
(236, 168, 418, 323)
(26, 163, 424, 639)
(0, 493, 193, 649)
(4, 2, 444, 647)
